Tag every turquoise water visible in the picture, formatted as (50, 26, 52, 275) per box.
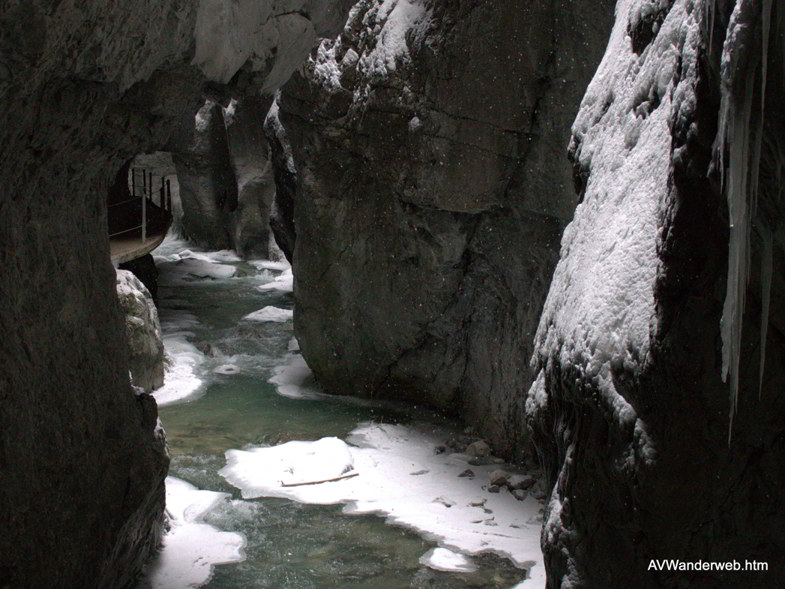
(141, 239, 526, 588)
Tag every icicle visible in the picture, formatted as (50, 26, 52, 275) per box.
(715, 0, 772, 443)
(758, 225, 773, 398)
(719, 80, 754, 444)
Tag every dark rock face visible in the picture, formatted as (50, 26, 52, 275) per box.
(0, 1, 353, 586)
(172, 100, 239, 251)
(265, 104, 298, 263)
(528, 0, 785, 586)
(169, 0, 356, 258)
(277, 0, 613, 458)
(120, 254, 160, 302)
(171, 95, 292, 258)
(225, 96, 277, 258)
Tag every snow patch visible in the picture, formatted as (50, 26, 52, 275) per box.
(242, 306, 293, 323)
(154, 311, 205, 407)
(219, 422, 545, 585)
(419, 547, 477, 573)
(269, 354, 324, 400)
(256, 267, 293, 293)
(358, 0, 430, 80)
(156, 249, 238, 285)
(144, 477, 245, 588)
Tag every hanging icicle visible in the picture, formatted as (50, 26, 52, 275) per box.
(713, 0, 774, 442)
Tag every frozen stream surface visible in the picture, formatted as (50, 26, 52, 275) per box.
(135, 237, 545, 589)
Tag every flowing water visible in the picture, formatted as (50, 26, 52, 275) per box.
(137, 238, 532, 589)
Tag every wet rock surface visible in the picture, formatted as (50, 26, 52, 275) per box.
(277, 0, 614, 460)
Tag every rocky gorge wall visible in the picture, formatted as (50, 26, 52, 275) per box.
(275, 0, 614, 459)
(0, 0, 352, 586)
(528, 0, 785, 586)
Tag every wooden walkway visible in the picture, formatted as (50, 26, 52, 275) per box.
(108, 167, 173, 265)
(110, 231, 169, 266)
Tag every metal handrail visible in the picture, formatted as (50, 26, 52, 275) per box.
(109, 224, 145, 239)
(108, 196, 141, 208)
(109, 167, 173, 242)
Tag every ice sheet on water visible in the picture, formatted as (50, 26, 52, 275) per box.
(419, 547, 477, 573)
(242, 306, 293, 323)
(219, 422, 545, 586)
(154, 341, 204, 407)
(256, 267, 293, 293)
(268, 354, 324, 400)
(249, 259, 290, 272)
(142, 477, 245, 589)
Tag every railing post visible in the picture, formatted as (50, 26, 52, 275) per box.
(160, 176, 165, 208)
(141, 180, 147, 242)
(131, 168, 136, 197)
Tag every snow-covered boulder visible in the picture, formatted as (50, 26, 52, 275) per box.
(116, 269, 165, 392)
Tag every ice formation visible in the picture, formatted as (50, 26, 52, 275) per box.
(712, 0, 774, 436)
(220, 422, 545, 585)
(143, 477, 245, 588)
(242, 306, 293, 323)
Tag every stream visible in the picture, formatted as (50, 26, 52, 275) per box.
(135, 238, 543, 589)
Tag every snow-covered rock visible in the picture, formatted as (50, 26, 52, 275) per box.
(142, 477, 245, 589)
(528, 0, 785, 586)
(116, 269, 165, 392)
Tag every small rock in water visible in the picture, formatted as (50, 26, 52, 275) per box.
(489, 470, 508, 486)
(488, 485, 501, 494)
(492, 457, 505, 464)
(469, 498, 486, 507)
(458, 469, 475, 478)
(434, 444, 447, 454)
(466, 440, 491, 457)
(195, 342, 214, 356)
(410, 469, 429, 476)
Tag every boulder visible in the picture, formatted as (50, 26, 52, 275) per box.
(116, 270, 165, 392)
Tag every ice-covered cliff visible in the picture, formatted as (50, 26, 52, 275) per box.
(529, 0, 785, 585)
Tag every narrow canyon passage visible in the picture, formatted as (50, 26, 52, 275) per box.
(137, 238, 544, 588)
